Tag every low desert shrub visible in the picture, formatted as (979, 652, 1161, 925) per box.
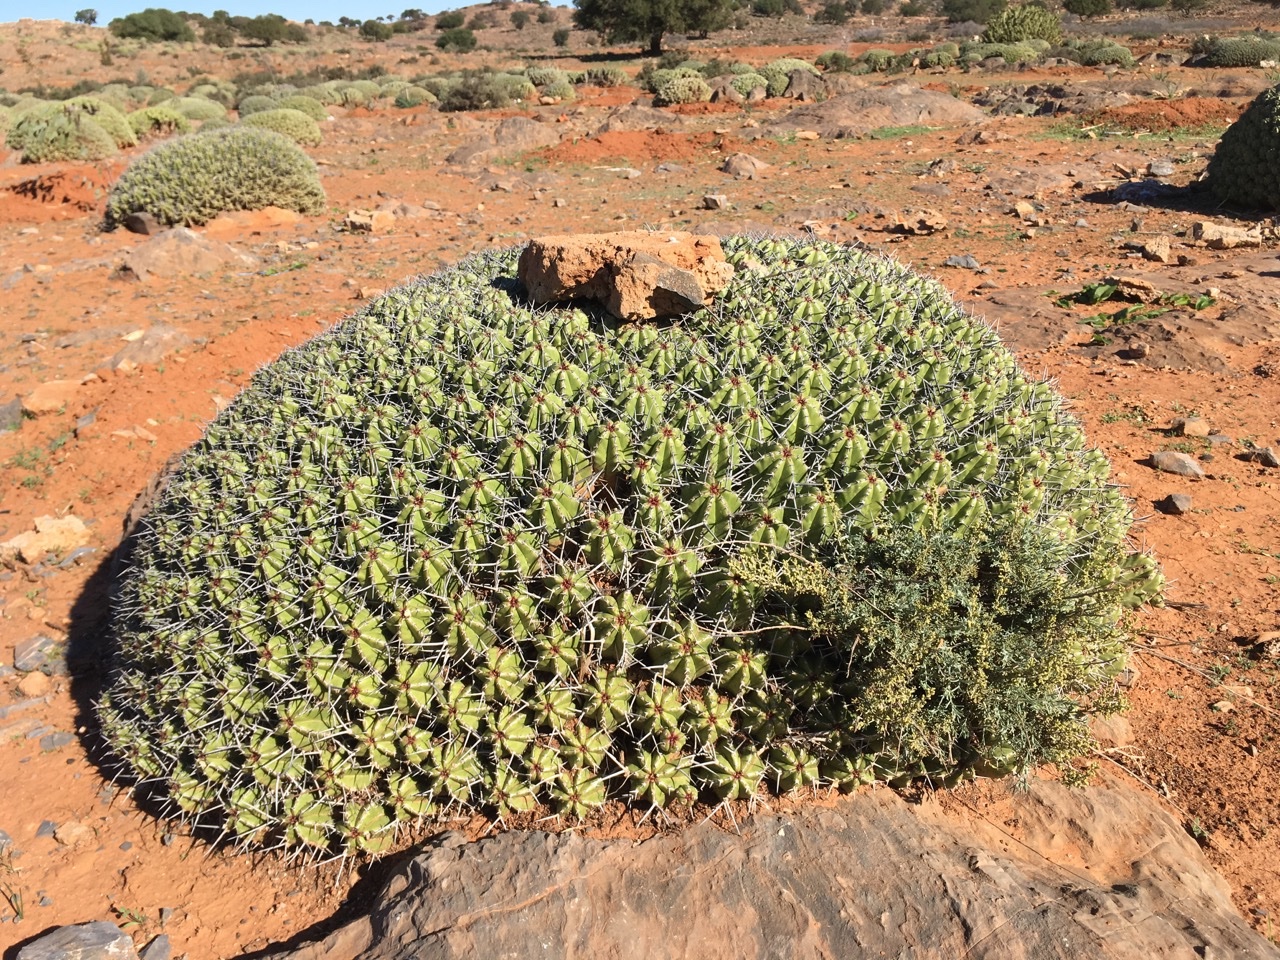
(241, 107, 323, 146)
(128, 104, 191, 138)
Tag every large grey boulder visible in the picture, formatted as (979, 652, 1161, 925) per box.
(16, 921, 137, 960)
(266, 773, 1278, 960)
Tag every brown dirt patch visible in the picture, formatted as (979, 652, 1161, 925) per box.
(1092, 97, 1245, 132)
(1, 163, 125, 221)
(539, 130, 717, 165)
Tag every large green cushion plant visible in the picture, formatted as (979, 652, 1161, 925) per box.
(99, 237, 1160, 854)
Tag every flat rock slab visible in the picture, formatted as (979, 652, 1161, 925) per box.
(766, 83, 984, 139)
(518, 232, 735, 321)
(16, 921, 138, 960)
(266, 774, 1278, 960)
(1, 514, 91, 564)
(121, 227, 258, 280)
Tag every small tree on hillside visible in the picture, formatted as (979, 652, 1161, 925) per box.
(75, 8, 98, 24)
(109, 8, 195, 41)
(573, 0, 732, 54)
(241, 13, 288, 45)
(360, 18, 394, 40)
(1063, 0, 1111, 16)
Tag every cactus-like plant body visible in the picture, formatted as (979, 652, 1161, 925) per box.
(99, 237, 1159, 855)
(981, 4, 1062, 44)
(655, 76, 713, 107)
(1208, 84, 1280, 211)
(240, 108, 323, 147)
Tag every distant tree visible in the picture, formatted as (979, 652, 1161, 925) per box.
(360, 18, 394, 39)
(861, 0, 888, 12)
(537, 6, 556, 21)
(75, 8, 98, 24)
(552, 25, 570, 44)
(941, 0, 1005, 22)
(750, 0, 803, 16)
(435, 9, 465, 28)
(467, 10, 495, 28)
(109, 8, 195, 41)
(1063, 0, 1110, 15)
(202, 19, 236, 45)
(511, 9, 530, 28)
(1170, 0, 1206, 12)
(401, 7, 424, 18)
(815, 0, 849, 22)
(241, 13, 288, 45)
(436, 25, 476, 49)
(573, 0, 732, 53)
(337, 15, 359, 27)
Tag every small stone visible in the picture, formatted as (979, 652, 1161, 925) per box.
(1075, 219, 1089, 228)
(21, 380, 80, 418)
(1092, 714, 1133, 747)
(1013, 200, 1037, 220)
(0, 395, 22, 434)
(702, 194, 729, 211)
(40, 731, 75, 753)
(53, 819, 93, 846)
(1140, 236, 1174, 264)
(720, 153, 770, 180)
(14, 635, 60, 673)
(15, 920, 138, 960)
(943, 254, 981, 270)
(1, 516, 92, 565)
(1148, 451, 1205, 479)
(1211, 700, 1234, 713)
(344, 209, 396, 234)
(36, 820, 57, 838)
(1170, 416, 1210, 437)
(139, 934, 171, 960)
(17, 671, 51, 698)
(1251, 446, 1280, 468)
(1146, 159, 1176, 178)
(123, 212, 162, 236)
(794, 130, 820, 140)
(0, 698, 47, 723)
(1155, 493, 1192, 515)
(0, 830, 13, 854)
(120, 841, 133, 852)
(74, 409, 97, 437)
(1191, 220, 1262, 250)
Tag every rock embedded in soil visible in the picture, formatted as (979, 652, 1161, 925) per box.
(15, 921, 138, 960)
(1148, 450, 1206, 479)
(1250, 446, 1280, 468)
(139, 935, 171, 960)
(21, 380, 80, 418)
(13, 634, 62, 674)
(1170, 417, 1211, 438)
(720, 153, 769, 180)
(1191, 221, 1262, 250)
(0, 394, 22, 433)
(1156, 493, 1194, 515)
(265, 774, 1278, 960)
(1, 515, 92, 565)
(110, 325, 194, 372)
(517, 232, 734, 321)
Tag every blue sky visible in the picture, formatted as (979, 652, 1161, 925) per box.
(0, 1, 524, 25)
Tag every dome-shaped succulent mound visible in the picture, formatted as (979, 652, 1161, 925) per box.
(99, 237, 1161, 855)
(1208, 84, 1280, 211)
(104, 126, 326, 228)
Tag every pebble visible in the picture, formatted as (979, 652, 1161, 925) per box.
(943, 254, 981, 270)
(13, 634, 61, 674)
(17, 671, 51, 698)
(13, 921, 136, 960)
(39, 896, 53, 907)
(1148, 450, 1205, 479)
(0, 396, 22, 434)
(1170, 416, 1210, 437)
(1147, 159, 1176, 178)
(0, 697, 48, 721)
(53, 819, 93, 846)
(74, 409, 97, 437)
(0, 829, 12, 854)
(40, 731, 75, 752)
(36, 820, 56, 838)
(1156, 493, 1192, 515)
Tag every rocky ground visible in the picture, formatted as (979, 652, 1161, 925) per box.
(1, 12, 1279, 960)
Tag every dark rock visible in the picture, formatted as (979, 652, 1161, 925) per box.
(40, 731, 75, 752)
(14, 634, 60, 673)
(265, 774, 1279, 960)
(15, 921, 138, 960)
(1251, 446, 1280, 468)
(139, 934, 171, 960)
(122, 212, 161, 236)
(35, 821, 56, 838)
(0, 697, 48, 722)
(1156, 493, 1193, 515)
(0, 395, 22, 434)
(1148, 450, 1206, 479)
(944, 254, 981, 270)
(782, 69, 824, 102)
(74, 409, 97, 437)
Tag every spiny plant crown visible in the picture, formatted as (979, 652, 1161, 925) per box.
(99, 237, 1160, 856)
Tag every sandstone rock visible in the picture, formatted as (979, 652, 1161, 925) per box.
(782, 68, 824, 101)
(1192, 221, 1262, 250)
(110, 324, 193, 372)
(266, 773, 1279, 960)
(54, 819, 94, 847)
(702, 194, 729, 210)
(891, 210, 947, 235)
(21, 379, 80, 417)
(768, 85, 983, 139)
(1171, 416, 1211, 438)
(17, 671, 51, 697)
(1148, 450, 1206, 479)
(1141, 235, 1174, 264)
(16, 921, 138, 960)
(518, 232, 735, 321)
(720, 153, 769, 180)
(345, 209, 396, 234)
(1156, 492, 1193, 515)
(1, 515, 91, 564)
(122, 227, 258, 280)
(122, 212, 161, 236)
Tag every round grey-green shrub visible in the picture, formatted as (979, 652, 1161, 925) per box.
(8, 97, 137, 150)
(729, 72, 769, 97)
(9, 107, 118, 163)
(525, 66, 567, 88)
(279, 96, 329, 121)
(541, 80, 575, 102)
(172, 97, 228, 122)
(148, 88, 177, 106)
(241, 108, 323, 147)
(128, 104, 192, 139)
(1208, 84, 1280, 210)
(655, 76, 712, 106)
(98, 236, 1161, 855)
(237, 95, 281, 117)
(393, 86, 436, 109)
(105, 126, 326, 228)
(981, 4, 1062, 44)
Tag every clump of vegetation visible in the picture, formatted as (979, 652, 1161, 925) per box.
(98, 236, 1160, 855)
(278, 95, 328, 121)
(728, 72, 770, 96)
(171, 97, 229, 122)
(237, 95, 280, 117)
(436, 27, 477, 52)
(127, 104, 191, 139)
(8, 105, 119, 163)
(9, 96, 136, 151)
(393, 86, 436, 108)
(1191, 34, 1280, 67)
(105, 126, 326, 227)
(109, 7, 195, 42)
(583, 66, 630, 87)
(1208, 84, 1280, 210)
(981, 4, 1062, 44)
(815, 51, 858, 72)
(240, 107, 323, 146)
(1052, 38, 1135, 67)
(655, 75, 712, 105)
(759, 58, 820, 97)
